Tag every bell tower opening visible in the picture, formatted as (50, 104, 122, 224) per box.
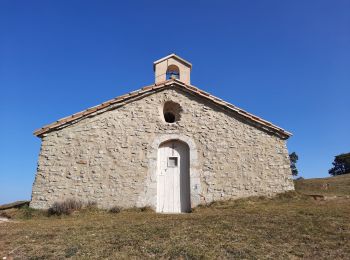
(153, 54, 192, 85)
(166, 65, 180, 80)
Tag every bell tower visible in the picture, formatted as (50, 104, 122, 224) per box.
(153, 54, 192, 85)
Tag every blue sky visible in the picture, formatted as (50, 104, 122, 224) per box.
(0, 1, 349, 204)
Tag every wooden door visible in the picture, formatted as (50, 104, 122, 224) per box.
(157, 140, 190, 213)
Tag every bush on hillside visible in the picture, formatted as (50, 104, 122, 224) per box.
(108, 206, 122, 214)
(48, 199, 83, 216)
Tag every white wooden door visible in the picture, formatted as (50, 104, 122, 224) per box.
(157, 140, 190, 213)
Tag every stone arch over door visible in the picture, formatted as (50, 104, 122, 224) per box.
(142, 134, 201, 211)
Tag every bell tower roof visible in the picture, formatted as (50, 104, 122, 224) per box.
(153, 54, 192, 85)
(153, 54, 192, 70)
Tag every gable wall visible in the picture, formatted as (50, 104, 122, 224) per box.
(30, 88, 294, 209)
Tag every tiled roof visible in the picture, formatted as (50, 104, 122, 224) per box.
(34, 79, 292, 139)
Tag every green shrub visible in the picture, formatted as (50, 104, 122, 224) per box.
(21, 205, 36, 219)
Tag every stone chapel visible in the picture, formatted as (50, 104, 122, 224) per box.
(31, 54, 294, 213)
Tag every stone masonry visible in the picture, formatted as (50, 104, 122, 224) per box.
(30, 85, 294, 209)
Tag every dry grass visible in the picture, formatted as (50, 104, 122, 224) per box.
(1, 175, 350, 259)
(295, 173, 350, 196)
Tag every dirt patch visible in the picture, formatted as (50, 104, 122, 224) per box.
(0, 217, 10, 223)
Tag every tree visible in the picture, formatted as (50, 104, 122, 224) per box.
(329, 153, 350, 176)
(289, 152, 299, 176)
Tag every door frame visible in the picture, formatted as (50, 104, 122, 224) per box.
(157, 140, 190, 213)
(147, 134, 201, 212)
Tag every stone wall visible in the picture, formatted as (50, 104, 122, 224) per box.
(30, 86, 294, 209)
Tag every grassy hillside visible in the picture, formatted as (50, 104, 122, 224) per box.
(1, 176, 350, 259)
(295, 174, 350, 196)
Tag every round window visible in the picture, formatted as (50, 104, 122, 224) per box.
(163, 101, 182, 123)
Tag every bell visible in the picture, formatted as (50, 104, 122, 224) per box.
(169, 72, 179, 79)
